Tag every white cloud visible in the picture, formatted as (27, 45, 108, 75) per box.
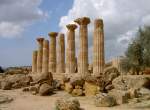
(59, 0, 150, 61)
(0, 0, 47, 38)
(0, 22, 23, 38)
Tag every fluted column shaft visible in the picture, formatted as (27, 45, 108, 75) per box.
(32, 50, 37, 73)
(42, 40, 49, 73)
(93, 19, 105, 75)
(49, 32, 58, 73)
(74, 17, 90, 75)
(37, 38, 44, 73)
(66, 24, 77, 73)
(57, 33, 65, 73)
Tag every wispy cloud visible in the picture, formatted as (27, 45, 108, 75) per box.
(0, 0, 48, 38)
(59, 0, 150, 61)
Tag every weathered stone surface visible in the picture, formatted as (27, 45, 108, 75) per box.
(22, 87, 29, 92)
(75, 85, 82, 89)
(53, 80, 61, 90)
(0, 95, 13, 104)
(62, 74, 71, 82)
(12, 82, 22, 89)
(12, 75, 32, 89)
(65, 83, 73, 93)
(0, 74, 32, 90)
(55, 97, 81, 110)
(94, 93, 116, 107)
(42, 40, 49, 73)
(84, 81, 100, 96)
(74, 17, 90, 75)
(138, 94, 150, 102)
(84, 75, 102, 85)
(128, 88, 139, 98)
(104, 67, 120, 83)
(4, 74, 26, 83)
(139, 87, 150, 96)
(4, 67, 31, 75)
(1, 81, 12, 90)
(57, 33, 65, 73)
(128, 98, 141, 104)
(84, 75, 106, 92)
(93, 19, 105, 75)
(29, 85, 39, 94)
(70, 75, 84, 87)
(66, 24, 77, 73)
(39, 83, 53, 96)
(5, 74, 32, 84)
(31, 91, 37, 95)
(108, 89, 130, 104)
(48, 32, 58, 73)
(112, 75, 150, 91)
(0, 75, 3, 88)
(85, 71, 119, 93)
(72, 89, 83, 96)
(36, 72, 53, 85)
(32, 50, 37, 73)
(105, 84, 114, 91)
(36, 37, 44, 73)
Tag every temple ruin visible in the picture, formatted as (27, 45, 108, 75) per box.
(32, 17, 105, 76)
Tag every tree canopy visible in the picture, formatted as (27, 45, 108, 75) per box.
(121, 26, 150, 74)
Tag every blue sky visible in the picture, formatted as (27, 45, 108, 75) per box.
(0, 0, 150, 67)
(0, 0, 73, 67)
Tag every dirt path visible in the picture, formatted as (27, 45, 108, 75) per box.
(0, 89, 150, 110)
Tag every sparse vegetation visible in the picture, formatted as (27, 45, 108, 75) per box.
(0, 66, 4, 73)
(121, 26, 150, 74)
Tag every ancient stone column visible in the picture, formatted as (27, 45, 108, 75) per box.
(112, 56, 123, 73)
(93, 19, 105, 75)
(37, 37, 44, 73)
(42, 40, 49, 73)
(48, 32, 58, 73)
(32, 50, 37, 73)
(57, 33, 65, 73)
(74, 17, 90, 75)
(66, 24, 77, 73)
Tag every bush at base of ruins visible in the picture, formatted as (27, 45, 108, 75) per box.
(94, 93, 116, 107)
(55, 97, 81, 110)
(84, 82, 100, 96)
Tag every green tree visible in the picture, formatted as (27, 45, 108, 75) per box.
(121, 26, 150, 74)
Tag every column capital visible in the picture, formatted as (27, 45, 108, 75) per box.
(66, 24, 77, 30)
(74, 17, 90, 25)
(48, 32, 58, 37)
(59, 33, 64, 37)
(43, 40, 49, 48)
(94, 18, 103, 28)
(36, 37, 44, 43)
(33, 50, 38, 54)
(59, 33, 65, 40)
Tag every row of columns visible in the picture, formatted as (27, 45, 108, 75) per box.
(32, 17, 105, 76)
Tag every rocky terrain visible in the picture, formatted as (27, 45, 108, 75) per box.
(0, 89, 150, 110)
(0, 66, 150, 110)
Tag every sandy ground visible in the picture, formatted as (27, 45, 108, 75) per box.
(0, 89, 150, 110)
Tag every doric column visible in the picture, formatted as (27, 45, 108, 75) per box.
(74, 17, 90, 75)
(48, 32, 58, 73)
(37, 37, 44, 73)
(42, 40, 49, 73)
(32, 50, 37, 73)
(93, 19, 105, 75)
(66, 24, 77, 73)
(57, 33, 65, 73)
